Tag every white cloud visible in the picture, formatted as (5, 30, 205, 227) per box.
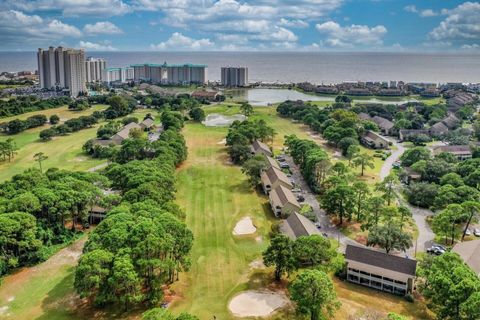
(2, 0, 131, 17)
(150, 32, 214, 50)
(316, 21, 387, 47)
(430, 2, 480, 41)
(0, 10, 81, 46)
(78, 40, 117, 51)
(84, 21, 123, 35)
(278, 18, 308, 28)
(461, 43, 479, 50)
(404, 5, 439, 17)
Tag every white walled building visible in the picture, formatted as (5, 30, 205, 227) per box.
(102, 67, 134, 85)
(131, 63, 207, 84)
(221, 66, 248, 87)
(85, 57, 106, 82)
(37, 46, 86, 97)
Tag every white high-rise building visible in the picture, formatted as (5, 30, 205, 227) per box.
(102, 67, 134, 84)
(221, 66, 248, 87)
(37, 46, 86, 97)
(131, 63, 207, 84)
(85, 57, 106, 82)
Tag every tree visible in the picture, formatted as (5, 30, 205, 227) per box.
(405, 182, 439, 208)
(289, 269, 340, 320)
(400, 147, 430, 167)
(262, 234, 295, 281)
(109, 254, 142, 309)
(39, 128, 56, 141)
(352, 180, 370, 221)
(49, 114, 60, 124)
(367, 222, 412, 254)
(375, 173, 398, 206)
(292, 235, 335, 268)
(345, 144, 360, 166)
(143, 309, 199, 320)
(440, 172, 464, 187)
(33, 152, 48, 173)
(240, 102, 253, 116)
(321, 184, 355, 224)
(432, 204, 467, 245)
(352, 153, 374, 176)
(338, 137, 358, 156)
(418, 252, 480, 320)
(188, 107, 205, 122)
(460, 201, 480, 241)
(241, 155, 267, 187)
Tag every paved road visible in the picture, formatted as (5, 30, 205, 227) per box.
(283, 154, 359, 251)
(87, 161, 110, 172)
(379, 137, 404, 181)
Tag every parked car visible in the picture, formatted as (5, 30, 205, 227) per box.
(392, 161, 401, 169)
(280, 163, 290, 169)
(465, 229, 472, 236)
(297, 195, 305, 202)
(291, 187, 302, 193)
(314, 222, 321, 229)
(289, 179, 295, 186)
(474, 228, 480, 237)
(276, 155, 286, 161)
(427, 245, 446, 255)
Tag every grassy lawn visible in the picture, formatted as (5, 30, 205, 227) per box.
(169, 122, 277, 319)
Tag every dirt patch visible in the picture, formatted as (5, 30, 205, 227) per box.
(255, 236, 263, 243)
(249, 259, 265, 269)
(233, 217, 256, 235)
(228, 290, 289, 318)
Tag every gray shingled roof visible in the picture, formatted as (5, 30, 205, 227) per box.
(372, 116, 394, 130)
(251, 140, 271, 155)
(345, 245, 417, 276)
(453, 240, 480, 275)
(284, 212, 321, 239)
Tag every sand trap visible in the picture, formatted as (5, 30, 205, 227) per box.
(203, 113, 246, 127)
(233, 217, 256, 235)
(217, 138, 227, 145)
(228, 290, 289, 317)
(249, 259, 265, 269)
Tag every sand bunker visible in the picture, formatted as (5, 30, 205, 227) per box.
(249, 259, 265, 269)
(228, 290, 289, 317)
(233, 217, 256, 235)
(217, 138, 227, 145)
(203, 113, 246, 127)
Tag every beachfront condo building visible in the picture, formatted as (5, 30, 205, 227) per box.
(85, 57, 106, 83)
(37, 46, 86, 97)
(221, 66, 248, 87)
(131, 63, 207, 84)
(102, 67, 134, 85)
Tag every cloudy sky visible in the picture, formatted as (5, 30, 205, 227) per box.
(0, 0, 479, 51)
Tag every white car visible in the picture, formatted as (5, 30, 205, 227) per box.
(465, 229, 472, 236)
(474, 228, 480, 237)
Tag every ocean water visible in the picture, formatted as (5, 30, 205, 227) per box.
(1, 51, 479, 84)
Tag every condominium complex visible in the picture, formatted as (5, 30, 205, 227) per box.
(85, 57, 106, 82)
(131, 63, 207, 84)
(221, 66, 248, 87)
(37, 46, 86, 97)
(102, 67, 134, 84)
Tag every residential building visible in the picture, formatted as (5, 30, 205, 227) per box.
(191, 90, 219, 101)
(250, 140, 272, 157)
(429, 121, 449, 137)
(265, 155, 280, 170)
(102, 67, 134, 84)
(261, 166, 293, 194)
(358, 112, 372, 121)
(361, 131, 391, 149)
(398, 129, 430, 142)
(372, 116, 395, 135)
(37, 46, 86, 97)
(345, 245, 417, 296)
(110, 122, 143, 145)
(452, 240, 480, 276)
(432, 145, 473, 161)
(131, 62, 207, 84)
(85, 57, 106, 82)
(281, 212, 321, 240)
(139, 117, 155, 130)
(401, 167, 422, 185)
(269, 185, 301, 218)
(221, 66, 248, 87)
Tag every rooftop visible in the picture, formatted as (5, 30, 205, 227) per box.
(270, 184, 300, 208)
(452, 240, 480, 275)
(130, 63, 207, 68)
(283, 212, 321, 240)
(345, 245, 417, 276)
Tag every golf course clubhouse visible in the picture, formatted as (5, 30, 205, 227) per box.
(345, 245, 417, 296)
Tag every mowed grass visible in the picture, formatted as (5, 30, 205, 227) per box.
(170, 122, 276, 319)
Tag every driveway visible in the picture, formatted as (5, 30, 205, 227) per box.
(283, 154, 358, 251)
(379, 136, 404, 181)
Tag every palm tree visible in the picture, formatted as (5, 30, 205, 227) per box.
(34, 152, 48, 173)
(352, 152, 374, 176)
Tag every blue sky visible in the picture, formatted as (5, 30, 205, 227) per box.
(0, 0, 479, 51)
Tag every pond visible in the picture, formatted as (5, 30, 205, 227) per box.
(202, 113, 246, 127)
(229, 88, 419, 106)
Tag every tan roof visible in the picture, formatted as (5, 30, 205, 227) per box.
(372, 116, 394, 130)
(358, 112, 372, 121)
(364, 130, 390, 143)
(265, 155, 280, 169)
(269, 185, 300, 209)
(251, 140, 271, 155)
(140, 117, 154, 129)
(453, 240, 480, 275)
(112, 122, 142, 140)
(261, 166, 292, 188)
(433, 145, 472, 155)
(192, 90, 218, 98)
(430, 122, 449, 134)
(282, 212, 321, 239)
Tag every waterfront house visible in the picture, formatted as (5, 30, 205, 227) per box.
(361, 131, 391, 149)
(191, 90, 219, 101)
(281, 212, 321, 240)
(269, 185, 301, 218)
(250, 140, 272, 157)
(345, 245, 417, 296)
(372, 116, 395, 135)
(261, 166, 293, 194)
(432, 145, 473, 161)
(452, 240, 480, 276)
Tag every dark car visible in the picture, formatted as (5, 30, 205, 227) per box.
(280, 163, 290, 169)
(297, 195, 305, 202)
